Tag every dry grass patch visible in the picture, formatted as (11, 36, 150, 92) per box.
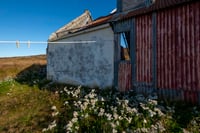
(0, 55, 46, 80)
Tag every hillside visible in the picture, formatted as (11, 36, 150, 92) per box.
(0, 55, 46, 80)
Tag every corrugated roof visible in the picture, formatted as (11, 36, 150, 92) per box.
(113, 0, 197, 20)
(80, 13, 113, 30)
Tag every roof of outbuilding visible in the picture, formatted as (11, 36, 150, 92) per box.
(83, 14, 113, 30)
(48, 10, 92, 41)
(48, 10, 114, 42)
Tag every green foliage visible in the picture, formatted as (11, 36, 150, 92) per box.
(164, 118, 183, 133)
(0, 79, 14, 94)
(173, 103, 195, 128)
(187, 116, 200, 133)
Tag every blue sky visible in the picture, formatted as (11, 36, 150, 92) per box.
(0, 0, 116, 57)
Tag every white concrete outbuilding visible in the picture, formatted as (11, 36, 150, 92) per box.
(47, 10, 115, 88)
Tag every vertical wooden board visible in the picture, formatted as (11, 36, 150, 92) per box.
(186, 4, 191, 91)
(128, 63, 132, 90)
(135, 14, 152, 83)
(140, 17, 143, 82)
(172, 8, 176, 89)
(184, 5, 188, 91)
(161, 11, 164, 88)
(144, 16, 147, 82)
(169, 9, 173, 89)
(139, 17, 142, 82)
(156, 12, 161, 88)
(136, 16, 140, 82)
(118, 63, 122, 91)
(177, 6, 183, 90)
(146, 16, 149, 82)
(194, 4, 200, 91)
(147, 15, 150, 82)
(146, 16, 148, 82)
(149, 15, 152, 83)
(164, 11, 167, 89)
(138, 16, 141, 82)
(167, 9, 172, 89)
(148, 15, 152, 83)
(136, 17, 140, 81)
(118, 62, 132, 91)
(190, 4, 196, 92)
(195, 2, 200, 90)
(138, 19, 142, 83)
(142, 17, 145, 82)
(174, 8, 179, 90)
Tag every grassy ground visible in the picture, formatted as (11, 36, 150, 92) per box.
(0, 55, 199, 132)
(0, 80, 60, 133)
(0, 55, 61, 133)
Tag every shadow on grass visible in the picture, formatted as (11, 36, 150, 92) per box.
(15, 64, 49, 88)
(172, 102, 199, 128)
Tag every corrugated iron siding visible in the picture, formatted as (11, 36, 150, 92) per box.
(156, 2, 200, 102)
(135, 14, 153, 83)
(118, 61, 132, 91)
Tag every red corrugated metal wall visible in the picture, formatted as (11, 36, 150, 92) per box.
(115, 1, 200, 103)
(156, 2, 200, 103)
(135, 14, 153, 83)
(118, 61, 132, 91)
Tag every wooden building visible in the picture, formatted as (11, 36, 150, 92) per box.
(113, 0, 200, 103)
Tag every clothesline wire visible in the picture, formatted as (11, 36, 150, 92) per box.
(0, 40, 96, 44)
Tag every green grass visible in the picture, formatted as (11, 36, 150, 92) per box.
(0, 79, 61, 133)
(0, 56, 61, 133)
(1, 78, 200, 133)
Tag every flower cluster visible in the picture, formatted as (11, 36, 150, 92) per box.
(42, 105, 59, 132)
(59, 86, 166, 133)
(42, 120, 57, 132)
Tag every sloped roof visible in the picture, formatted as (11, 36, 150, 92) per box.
(82, 13, 113, 30)
(49, 10, 92, 41)
(48, 10, 114, 41)
(113, 0, 197, 21)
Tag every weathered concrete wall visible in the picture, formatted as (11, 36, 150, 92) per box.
(47, 24, 114, 88)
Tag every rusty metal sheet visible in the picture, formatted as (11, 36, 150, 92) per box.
(118, 61, 132, 91)
(156, 2, 200, 94)
(116, 1, 200, 104)
(135, 14, 153, 83)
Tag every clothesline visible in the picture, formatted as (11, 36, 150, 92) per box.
(0, 40, 96, 48)
(0, 40, 96, 44)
